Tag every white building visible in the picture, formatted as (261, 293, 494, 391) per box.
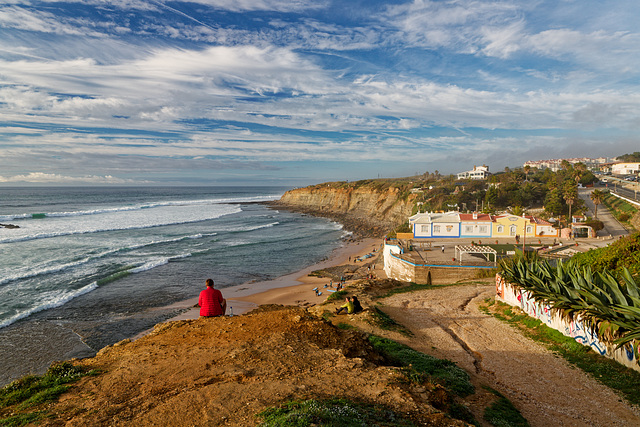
(457, 165, 491, 180)
(611, 162, 640, 176)
(524, 157, 612, 172)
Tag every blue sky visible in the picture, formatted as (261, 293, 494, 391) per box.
(1, 0, 639, 186)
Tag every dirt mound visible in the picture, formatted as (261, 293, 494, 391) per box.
(42, 305, 467, 426)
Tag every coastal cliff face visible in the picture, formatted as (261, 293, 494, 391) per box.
(276, 182, 416, 237)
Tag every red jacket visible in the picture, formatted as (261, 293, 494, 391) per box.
(199, 287, 224, 317)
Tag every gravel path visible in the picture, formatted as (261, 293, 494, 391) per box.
(380, 283, 640, 426)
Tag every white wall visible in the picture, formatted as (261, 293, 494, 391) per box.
(432, 222, 459, 237)
(460, 222, 492, 238)
(496, 275, 640, 372)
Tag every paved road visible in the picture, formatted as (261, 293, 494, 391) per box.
(579, 187, 629, 238)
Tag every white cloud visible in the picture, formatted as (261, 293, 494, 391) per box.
(384, 0, 520, 51)
(14, 0, 324, 13)
(164, 0, 327, 13)
(480, 20, 526, 58)
(526, 29, 640, 72)
(0, 172, 136, 184)
(0, 6, 104, 36)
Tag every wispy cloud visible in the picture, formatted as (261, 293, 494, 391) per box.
(0, 0, 638, 185)
(0, 172, 138, 184)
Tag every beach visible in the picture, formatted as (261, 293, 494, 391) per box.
(0, 186, 370, 386)
(158, 237, 382, 324)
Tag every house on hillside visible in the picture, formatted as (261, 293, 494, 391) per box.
(458, 213, 493, 238)
(492, 214, 534, 238)
(456, 165, 491, 180)
(493, 213, 558, 238)
(409, 212, 559, 239)
(409, 212, 461, 238)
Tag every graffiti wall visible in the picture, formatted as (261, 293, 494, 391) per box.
(495, 274, 640, 372)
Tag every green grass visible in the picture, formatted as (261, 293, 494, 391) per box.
(0, 362, 98, 426)
(325, 290, 348, 302)
(483, 299, 640, 407)
(335, 322, 356, 330)
(376, 282, 440, 299)
(367, 307, 413, 336)
(257, 398, 415, 426)
(482, 386, 529, 427)
(368, 335, 474, 398)
(602, 193, 638, 230)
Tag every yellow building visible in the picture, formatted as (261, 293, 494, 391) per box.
(492, 214, 558, 238)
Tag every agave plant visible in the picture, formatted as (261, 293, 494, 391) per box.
(499, 254, 640, 348)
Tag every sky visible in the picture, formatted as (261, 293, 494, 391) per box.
(1, 0, 639, 186)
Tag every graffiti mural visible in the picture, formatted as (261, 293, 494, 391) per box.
(495, 275, 640, 372)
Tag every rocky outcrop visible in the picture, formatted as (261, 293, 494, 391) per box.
(274, 183, 416, 237)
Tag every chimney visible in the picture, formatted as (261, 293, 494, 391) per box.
(473, 212, 478, 220)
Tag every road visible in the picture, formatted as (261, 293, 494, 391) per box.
(380, 284, 640, 426)
(579, 187, 629, 238)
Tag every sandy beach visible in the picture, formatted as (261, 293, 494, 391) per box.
(158, 237, 382, 324)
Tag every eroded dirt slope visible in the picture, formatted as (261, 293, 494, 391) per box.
(40, 305, 466, 426)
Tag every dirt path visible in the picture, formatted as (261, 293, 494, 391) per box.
(378, 283, 640, 426)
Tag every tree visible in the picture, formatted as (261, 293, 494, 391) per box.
(523, 165, 531, 181)
(563, 183, 578, 226)
(544, 187, 564, 216)
(590, 189, 605, 219)
(485, 186, 498, 209)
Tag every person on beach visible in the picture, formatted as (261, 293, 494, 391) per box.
(199, 278, 227, 317)
(336, 297, 354, 315)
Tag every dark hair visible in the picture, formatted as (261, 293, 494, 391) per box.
(205, 278, 214, 287)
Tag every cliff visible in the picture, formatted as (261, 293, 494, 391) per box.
(275, 181, 417, 237)
(19, 304, 469, 426)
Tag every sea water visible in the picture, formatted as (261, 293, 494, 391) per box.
(0, 186, 347, 385)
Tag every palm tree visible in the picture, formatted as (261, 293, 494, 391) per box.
(590, 189, 604, 219)
(523, 165, 531, 181)
(563, 185, 577, 227)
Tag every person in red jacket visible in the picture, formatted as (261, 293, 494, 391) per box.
(199, 278, 227, 317)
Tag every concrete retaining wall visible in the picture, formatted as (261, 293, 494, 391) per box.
(496, 274, 640, 372)
(383, 243, 492, 284)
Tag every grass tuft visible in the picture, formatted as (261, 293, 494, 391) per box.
(482, 386, 529, 427)
(325, 290, 348, 303)
(367, 307, 413, 336)
(368, 335, 474, 397)
(0, 362, 97, 426)
(257, 398, 414, 426)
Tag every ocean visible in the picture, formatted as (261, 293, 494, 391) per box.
(0, 186, 348, 385)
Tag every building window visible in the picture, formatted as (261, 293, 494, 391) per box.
(421, 225, 429, 233)
(433, 225, 441, 233)
(465, 225, 474, 233)
(479, 225, 487, 233)
(497, 225, 504, 233)
(526, 226, 533, 233)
